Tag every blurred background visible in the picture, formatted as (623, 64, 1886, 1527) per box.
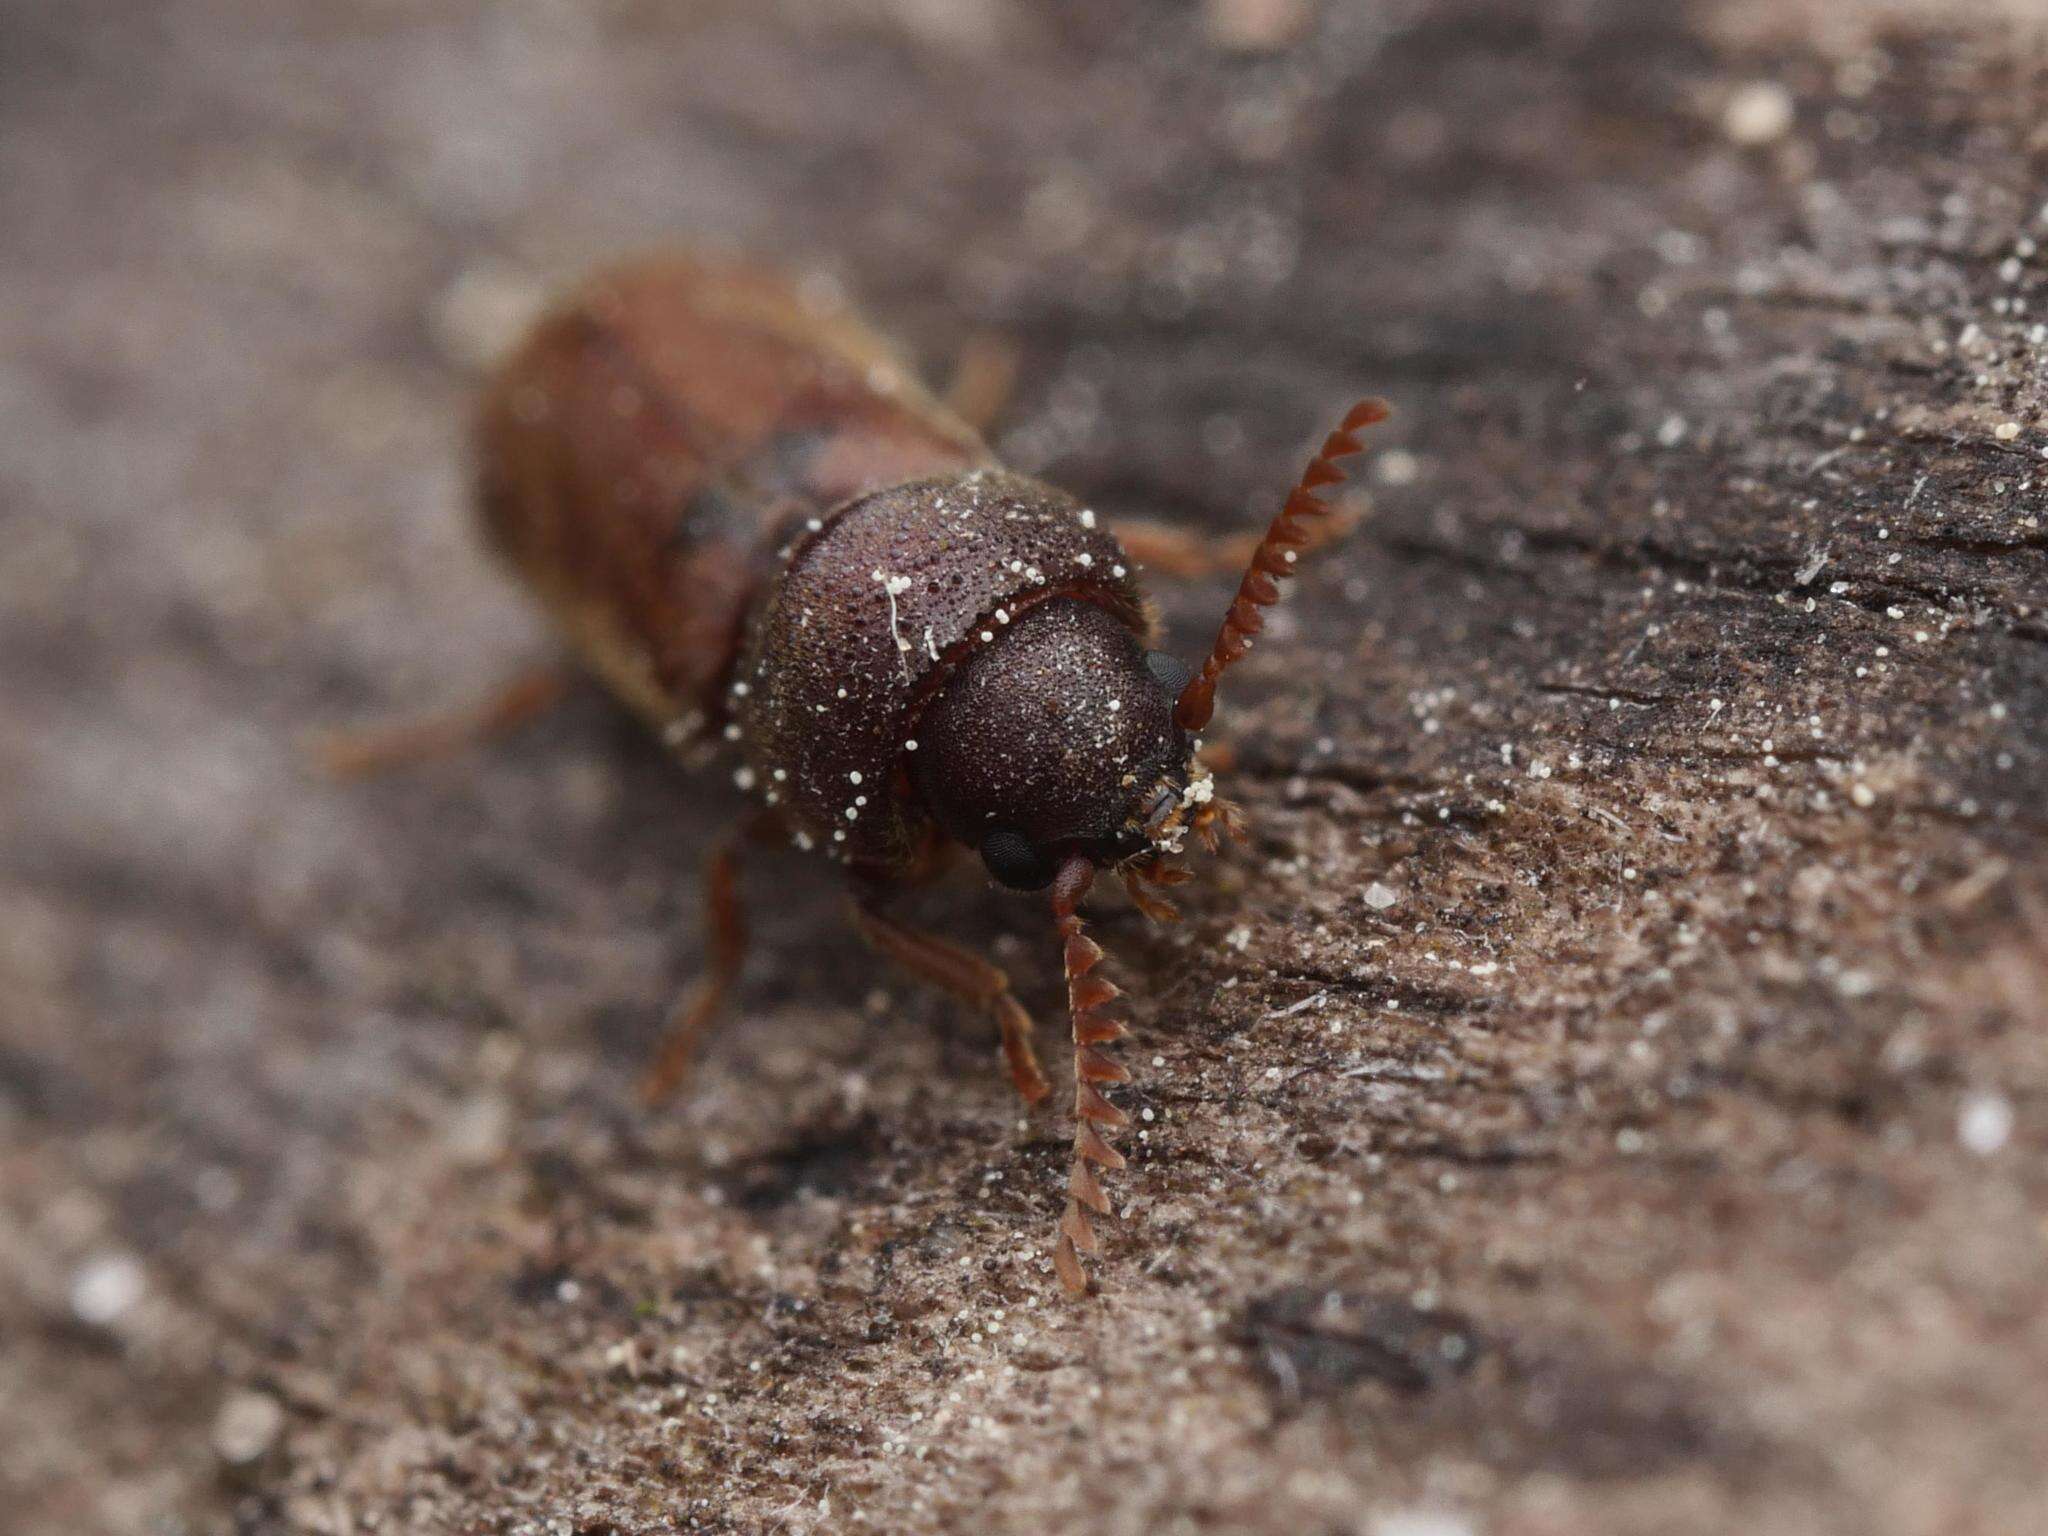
(3, 2, 2044, 1533)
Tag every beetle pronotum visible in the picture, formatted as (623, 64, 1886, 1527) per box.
(330, 255, 1385, 1293)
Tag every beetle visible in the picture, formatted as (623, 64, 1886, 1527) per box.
(328, 254, 1385, 1293)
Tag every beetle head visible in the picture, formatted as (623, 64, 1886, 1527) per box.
(909, 598, 1203, 891)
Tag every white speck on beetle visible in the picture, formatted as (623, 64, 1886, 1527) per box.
(873, 569, 915, 678)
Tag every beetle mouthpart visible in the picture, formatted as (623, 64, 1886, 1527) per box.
(1188, 795, 1244, 853)
(1121, 856, 1190, 924)
(1129, 759, 1217, 858)
(1142, 786, 1181, 831)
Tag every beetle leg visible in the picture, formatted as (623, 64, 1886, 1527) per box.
(1109, 519, 1260, 579)
(306, 663, 571, 780)
(640, 836, 749, 1103)
(1114, 505, 1368, 581)
(1112, 508, 1362, 582)
(850, 905, 1051, 1106)
(943, 330, 1020, 436)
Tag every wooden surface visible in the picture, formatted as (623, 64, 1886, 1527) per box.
(2, 2, 2044, 1532)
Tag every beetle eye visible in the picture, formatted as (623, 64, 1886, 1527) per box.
(980, 828, 1055, 891)
(1145, 650, 1193, 698)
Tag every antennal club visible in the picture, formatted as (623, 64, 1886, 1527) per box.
(1175, 398, 1391, 732)
(1050, 856, 1130, 1295)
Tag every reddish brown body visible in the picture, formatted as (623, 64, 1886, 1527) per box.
(477, 257, 1154, 874)
(476, 256, 988, 748)
(465, 252, 1387, 1293)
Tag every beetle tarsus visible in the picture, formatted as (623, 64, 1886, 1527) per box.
(306, 663, 570, 781)
(640, 837, 749, 1104)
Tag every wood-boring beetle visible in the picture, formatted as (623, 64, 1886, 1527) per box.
(328, 254, 1386, 1293)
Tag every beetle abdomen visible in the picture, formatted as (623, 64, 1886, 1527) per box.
(733, 471, 1146, 871)
(474, 255, 991, 742)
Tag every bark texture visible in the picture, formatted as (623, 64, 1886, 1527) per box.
(2, 2, 2045, 1533)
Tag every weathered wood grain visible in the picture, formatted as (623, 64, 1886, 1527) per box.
(1, 2, 2042, 1532)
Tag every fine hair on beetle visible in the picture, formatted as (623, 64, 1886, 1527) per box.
(327, 255, 1389, 1295)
